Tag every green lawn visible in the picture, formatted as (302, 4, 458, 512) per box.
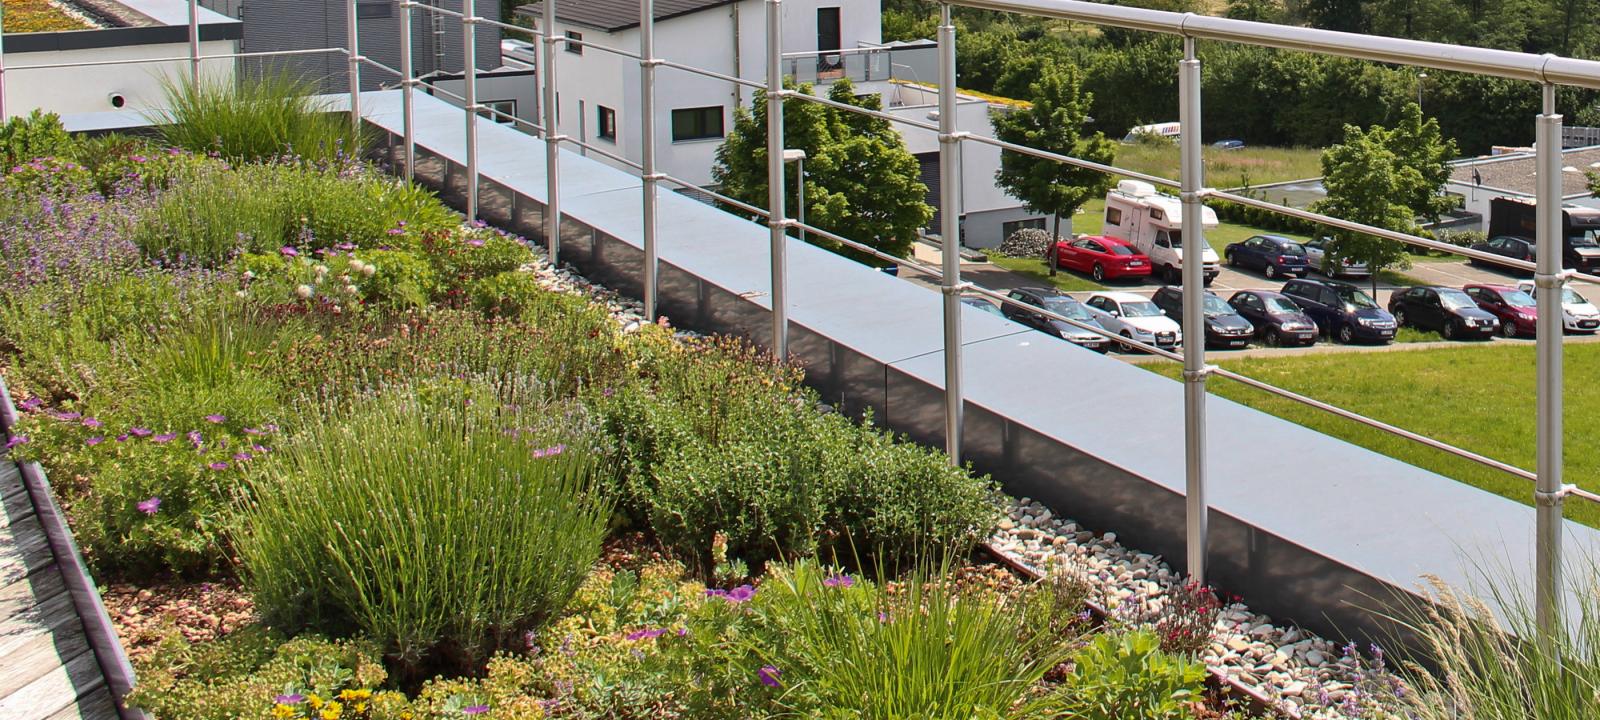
(1069, 197, 1312, 257)
(1111, 144, 1325, 189)
(986, 253, 1105, 292)
(1145, 344, 1600, 527)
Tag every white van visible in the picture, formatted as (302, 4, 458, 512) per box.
(1102, 180, 1221, 285)
(1121, 122, 1181, 144)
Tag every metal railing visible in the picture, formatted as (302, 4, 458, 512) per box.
(2, 0, 1597, 651)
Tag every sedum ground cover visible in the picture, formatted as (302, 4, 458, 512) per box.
(0, 100, 1239, 718)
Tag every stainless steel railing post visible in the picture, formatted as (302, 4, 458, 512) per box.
(347, 0, 361, 128)
(938, 4, 964, 464)
(188, 0, 201, 86)
(462, 0, 479, 222)
(1179, 34, 1209, 584)
(399, 0, 416, 182)
(765, 0, 788, 359)
(641, 0, 660, 321)
(542, 0, 563, 264)
(1534, 82, 1566, 643)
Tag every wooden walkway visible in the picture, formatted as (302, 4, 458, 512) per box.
(0, 459, 118, 719)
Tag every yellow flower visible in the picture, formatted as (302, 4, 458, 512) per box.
(272, 705, 297, 720)
(353, 703, 368, 714)
(320, 701, 343, 720)
(308, 694, 324, 709)
(339, 688, 372, 702)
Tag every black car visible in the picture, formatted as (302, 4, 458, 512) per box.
(1000, 287, 1110, 352)
(961, 296, 1006, 318)
(1280, 278, 1397, 344)
(1468, 236, 1537, 273)
(1227, 290, 1320, 347)
(1387, 286, 1501, 340)
(1224, 234, 1310, 279)
(1149, 286, 1256, 348)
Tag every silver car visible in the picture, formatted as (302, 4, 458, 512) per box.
(1303, 236, 1370, 278)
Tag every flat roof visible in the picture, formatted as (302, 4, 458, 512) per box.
(1450, 146, 1600, 198)
(515, 0, 735, 33)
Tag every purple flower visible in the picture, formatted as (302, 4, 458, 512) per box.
(727, 585, 756, 603)
(18, 397, 42, 412)
(387, 227, 405, 236)
(280, 246, 299, 257)
(462, 705, 489, 715)
(337, 242, 357, 251)
(129, 427, 152, 437)
(242, 427, 264, 435)
(601, 387, 615, 398)
(50, 410, 81, 421)
(188, 430, 203, 447)
(262, 423, 279, 433)
(137, 497, 161, 515)
(252, 444, 271, 454)
(116, 434, 129, 442)
(274, 693, 305, 705)
(467, 238, 486, 247)
(152, 432, 177, 443)
(757, 665, 781, 688)
(233, 451, 253, 462)
(530, 444, 566, 459)
(5, 434, 28, 449)
(823, 575, 854, 588)
(85, 436, 105, 446)
(624, 628, 667, 641)
(208, 461, 229, 471)
(82, 417, 102, 428)
(678, 627, 688, 637)
(204, 414, 226, 424)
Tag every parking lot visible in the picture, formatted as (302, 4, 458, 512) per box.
(904, 243, 1597, 357)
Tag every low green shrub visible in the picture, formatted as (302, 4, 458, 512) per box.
(469, 270, 545, 317)
(235, 376, 612, 675)
(0, 109, 73, 168)
(151, 72, 364, 164)
(429, 228, 537, 293)
(1054, 630, 1209, 720)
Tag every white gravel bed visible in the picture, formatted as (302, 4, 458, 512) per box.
(990, 497, 1404, 719)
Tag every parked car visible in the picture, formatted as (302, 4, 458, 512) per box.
(1224, 234, 1310, 279)
(1280, 278, 1397, 344)
(1082, 291, 1183, 351)
(1051, 234, 1152, 281)
(1212, 139, 1245, 150)
(1516, 281, 1600, 333)
(1227, 290, 1320, 347)
(1000, 287, 1112, 351)
(1301, 236, 1370, 278)
(1468, 236, 1537, 272)
(961, 296, 1006, 318)
(1463, 284, 1538, 338)
(1149, 286, 1256, 348)
(1387, 286, 1500, 340)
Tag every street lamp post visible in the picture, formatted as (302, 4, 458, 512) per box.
(783, 149, 807, 245)
(1417, 72, 1428, 111)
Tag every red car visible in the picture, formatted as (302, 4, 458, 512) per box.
(1052, 235, 1152, 282)
(1463, 283, 1538, 338)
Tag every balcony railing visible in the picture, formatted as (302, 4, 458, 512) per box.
(4, 0, 1600, 650)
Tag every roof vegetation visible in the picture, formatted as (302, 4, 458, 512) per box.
(3, 0, 93, 33)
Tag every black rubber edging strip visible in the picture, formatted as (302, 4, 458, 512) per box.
(977, 542, 1297, 719)
(0, 377, 148, 720)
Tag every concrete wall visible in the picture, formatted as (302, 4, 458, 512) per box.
(3, 40, 235, 116)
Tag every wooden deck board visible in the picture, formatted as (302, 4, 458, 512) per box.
(0, 514, 58, 587)
(0, 624, 92, 701)
(43, 686, 119, 720)
(0, 462, 34, 532)
(0, 566, 67, 626)
(0, 589, 79, 660)
(0, 646, 107, 719)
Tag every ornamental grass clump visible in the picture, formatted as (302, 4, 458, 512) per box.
(234, 377, 612, 676)
(151, 72, 365, 164)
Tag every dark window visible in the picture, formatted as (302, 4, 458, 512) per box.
(479, 99, 516, 124)
(1002, 217, 1045, 238)
(596, 105, 617, 141)
(356, 2, 391, 19)
(817, 7, 842, 51)
(565, 30, 583, 54)
(1086, 241, 1106, 253)
(1105, 207, 1123, 226)
(671, 106, 724, 141)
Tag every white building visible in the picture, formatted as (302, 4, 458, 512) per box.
(516, 0, 1040, 248)
(1446, 146, 1600, 232)
(2, 0, 239, 117)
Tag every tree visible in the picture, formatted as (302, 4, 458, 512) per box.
(713, 79, 932, 263)
(1312, 124, 1419, 295)
(992, 63, 1117, 275)
(1385, 103, 1460, 224)
(1589, 170, 1599, 198)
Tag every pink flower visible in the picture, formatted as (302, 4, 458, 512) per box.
(204, 414, 226, 424)
(152, 432, 177, 443)
(17, 397, 42, 412)
(280, 246, 300, 257)
(208, 461, 229, 471)
(82, 417, 103, 428)
(4, 435, 28, 449)
(757, 665, 781, 688)
(84, 436, 105, 446)
(137, 497, 161, 515)
(823, 575, 854, 589)
(129, 427, 152, 437)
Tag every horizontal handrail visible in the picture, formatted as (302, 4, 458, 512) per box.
(6, 46, 343, 72)
(657, 59, 768, 91)
(955, 0, 1600, 90)
(658, 173, 772, 219)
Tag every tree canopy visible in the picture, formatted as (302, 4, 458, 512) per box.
(991, 62, 1116, 246)
(713, 79, 932, 262)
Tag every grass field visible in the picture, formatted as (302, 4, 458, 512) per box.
(1111, 143, 1326, 189)
(986, 254, 1107, 291)
(1144, 344, 1600, 527)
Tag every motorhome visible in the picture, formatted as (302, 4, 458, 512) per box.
(1102, 180, 1221, 285)
(1487, 196, 1600, 272)
(1121, 122, 1181, 143)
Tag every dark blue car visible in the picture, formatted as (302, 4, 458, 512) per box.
(1225, 234, 1310, 279)
(1280, 278, 1397, 344)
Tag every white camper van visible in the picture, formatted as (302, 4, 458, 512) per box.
(1102, 180, 1220, 285)
(1121, 122, 1181, 144)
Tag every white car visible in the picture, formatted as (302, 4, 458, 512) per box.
(1518, 281, 1600, 333)
(1083, 291, 1183, 350)
(1302, 236, 1370, 278)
